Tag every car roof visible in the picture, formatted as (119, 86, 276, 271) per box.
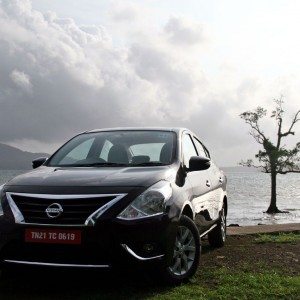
(85, 127, 189, 135)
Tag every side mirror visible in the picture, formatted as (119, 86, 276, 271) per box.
(32, 157, 48, 169)
(189, 156, 211, 172)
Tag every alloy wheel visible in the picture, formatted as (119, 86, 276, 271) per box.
(220, 208, 226, 241)
(169, 225, 196, 276)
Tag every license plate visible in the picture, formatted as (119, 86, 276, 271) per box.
(25, 228, 82, 245)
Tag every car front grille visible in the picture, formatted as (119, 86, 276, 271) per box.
(7, 193, 124, 225)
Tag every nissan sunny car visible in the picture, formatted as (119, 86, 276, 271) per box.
(0, 128, 227, 284)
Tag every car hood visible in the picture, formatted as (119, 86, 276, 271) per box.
(5, 166, 176, 188)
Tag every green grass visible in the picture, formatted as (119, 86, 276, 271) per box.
(254, 232, 300, 244)
(40, 269, 300, 300)
(147, 269, 300, 300)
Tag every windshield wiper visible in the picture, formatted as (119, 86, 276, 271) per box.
(52, 162, 168, 167)
(67, 162, 129, 167)
(131, 162, 168, 166)
(87, 162, 129, 167)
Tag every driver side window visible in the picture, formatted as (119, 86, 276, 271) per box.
(193, 138, 208, 158)
(182, 134, 197, 168)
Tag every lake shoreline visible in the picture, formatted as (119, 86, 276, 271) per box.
(227, 222, 300, 235)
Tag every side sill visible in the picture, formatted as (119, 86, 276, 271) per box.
(200, 224, 217, 238)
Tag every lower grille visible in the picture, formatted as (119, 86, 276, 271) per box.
(1, 240, 113, 266)
(7, 193, 125, 225)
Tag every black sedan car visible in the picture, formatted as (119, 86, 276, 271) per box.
(0, 128, 227, 284)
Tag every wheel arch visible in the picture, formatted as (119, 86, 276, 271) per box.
(180, 202, 194, 220)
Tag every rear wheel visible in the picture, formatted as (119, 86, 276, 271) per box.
(161, 215, 200, 285)
(208, 206, 226, 248)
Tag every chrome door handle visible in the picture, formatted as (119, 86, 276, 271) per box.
(219, 177, 223, 183)
(206, 180, 211, 187)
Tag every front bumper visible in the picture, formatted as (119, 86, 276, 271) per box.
(0, 214, 177, 269)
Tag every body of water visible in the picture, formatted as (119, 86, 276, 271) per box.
(226, 171, 300, 225)
(0, 170, 299, 226)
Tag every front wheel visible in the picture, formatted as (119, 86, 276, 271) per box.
(161, 215, 200, 285)
(208, 206, 226, 248)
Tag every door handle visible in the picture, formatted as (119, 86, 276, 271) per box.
(206, 180, 211, 187)
(219, 177, 223, 183)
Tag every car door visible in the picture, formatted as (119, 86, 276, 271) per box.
(181, 133, 213, 233)
(192, 136, 220, 222)
(207, 160, 224, 219)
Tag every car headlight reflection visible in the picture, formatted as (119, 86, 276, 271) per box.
(117, 181, 172, 220)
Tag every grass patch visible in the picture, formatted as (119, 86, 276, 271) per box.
(147, 268, 300, 300)
(254, 232, 300, 244)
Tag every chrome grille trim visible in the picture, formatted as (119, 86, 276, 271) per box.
(121, 244, 165, 261)
(85, 194, 126, 226)
(6, 192, 127, 227)
(7, 193, 121, 199)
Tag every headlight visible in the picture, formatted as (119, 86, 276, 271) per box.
(117, 181, 172, 220)
(0, 184, 4, 216)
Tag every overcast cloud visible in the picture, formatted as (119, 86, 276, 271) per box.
(0, 0, 299, 166)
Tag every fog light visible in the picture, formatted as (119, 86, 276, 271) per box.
(143, 243, 154, 252)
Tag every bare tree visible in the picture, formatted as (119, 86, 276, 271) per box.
(240, 98, 300, 213)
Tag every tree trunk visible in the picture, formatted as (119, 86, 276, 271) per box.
(266, 170, 280, 213)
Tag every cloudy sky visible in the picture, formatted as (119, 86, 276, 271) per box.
(0, 0, 299, 166)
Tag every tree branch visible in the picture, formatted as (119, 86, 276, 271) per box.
(239, 159, 269, 172)
(249, 130, 264, 144)
(240, 102, 299, 178)
(244, 118, 268, 144)
(280, 110, 300, 138)
(278, 170, 300, 174)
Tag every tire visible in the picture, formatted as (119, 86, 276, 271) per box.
(208, 206, 226, 248)
(160, 215, 201, 285)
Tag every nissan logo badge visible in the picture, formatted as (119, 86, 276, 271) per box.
(45, 203, 63, 218)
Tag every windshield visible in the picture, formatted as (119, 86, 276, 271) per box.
(48, 130, 176, 167)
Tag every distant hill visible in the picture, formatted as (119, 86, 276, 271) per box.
(0, 143, 49, 170)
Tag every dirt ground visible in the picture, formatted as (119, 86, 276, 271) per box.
(201, 235, 300, 276)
